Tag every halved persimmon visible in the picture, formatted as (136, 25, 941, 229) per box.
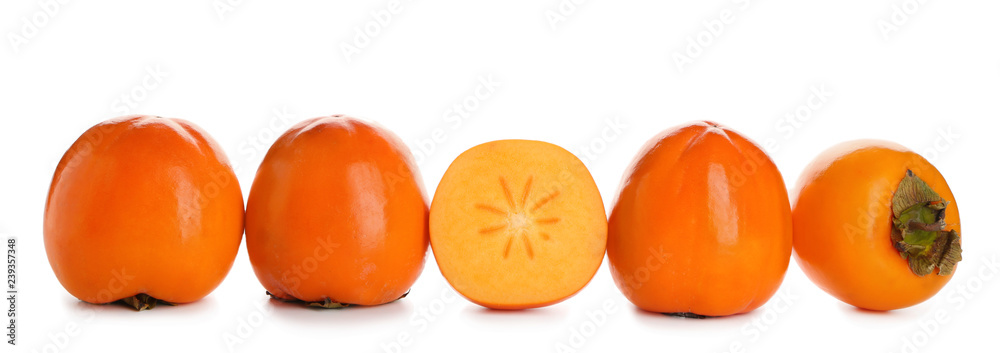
(608, 121, 792, 317)
(245, 116, 428, 307)
(792, 140, 961, 311)
(429, 140, 607, 310)
(44, 115, 244, 310)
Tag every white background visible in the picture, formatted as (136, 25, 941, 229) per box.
(2, 1, 998, 352)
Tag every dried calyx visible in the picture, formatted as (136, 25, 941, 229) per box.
(890, 170, 962, 276)
(265, 291, 409, 309)
(119, 293, 174, 311)
(266, 291, 351, 308)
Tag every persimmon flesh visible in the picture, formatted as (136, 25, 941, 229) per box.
(430, 140, 607, 310)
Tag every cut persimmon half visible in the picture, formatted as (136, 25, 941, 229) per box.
(429, 140, 607, 310)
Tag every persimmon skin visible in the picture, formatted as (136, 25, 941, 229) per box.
(246, 116, 428, 306)
(792, 140, 959, 311)
(44, 115, 244, 304)
(608, 121, 792, 317)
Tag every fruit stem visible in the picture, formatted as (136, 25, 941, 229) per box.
(890, 170, 962, 276)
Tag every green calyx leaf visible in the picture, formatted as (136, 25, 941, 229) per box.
(890, 170, 962, 276)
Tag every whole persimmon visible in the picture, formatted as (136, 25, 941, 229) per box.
(44, 115, 245, 310)
(792, 140, 961, 311)
(246, 116, 428, 307)
(608, 121, 792, 317)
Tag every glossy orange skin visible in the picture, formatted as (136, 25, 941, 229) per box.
(44, 115, 245, 304)
(608, 121, 793, 316)
(792, 140, 959, 311)
(246, 116, 428, 305)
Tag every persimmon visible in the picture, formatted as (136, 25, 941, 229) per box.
(792, 140, 961, 311)
(245, 116, 428, 307)
(607, 121, 792, 317)
(429, 140, 607, 309)
(44, 115, 244, 310)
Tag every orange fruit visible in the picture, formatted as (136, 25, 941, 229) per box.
(608, 121, 793, 317)
(792, 139, 961, 310)
(245, 116, 428, 307)
(44, 115, 244, 310)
